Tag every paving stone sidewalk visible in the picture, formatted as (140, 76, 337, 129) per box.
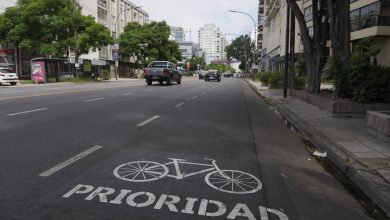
(247, 79, 390, 217)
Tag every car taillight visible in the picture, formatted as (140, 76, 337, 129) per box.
(163, 69, 169, 76)
(143, 68, 147, 78)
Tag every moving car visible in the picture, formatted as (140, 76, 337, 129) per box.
(223, 73, 233, 78)
(205, 70, 221, 82)
(0, 67, 18, 86)
(143, 61, 182, 85)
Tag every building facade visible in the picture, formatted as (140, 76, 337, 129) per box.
(198, 24, 228, 64)
(170, 26, 185, 42)
(77, 0, 149, 76)
(260, 0, 390, 71)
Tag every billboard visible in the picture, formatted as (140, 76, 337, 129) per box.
(31, 61, 46, 83)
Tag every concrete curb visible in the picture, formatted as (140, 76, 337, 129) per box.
(246, 79, 390, 217)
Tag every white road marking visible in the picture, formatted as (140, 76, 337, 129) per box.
(85, 98, 104, 102)
(145, 89, 153, 92)
(175, 102, 184, 108)
(202, 92, 206, 94)
(2, 90, 22, 94)
(39, 145, 103, 177)
(122, 92, 134, 96)
(191, 96, 198, 100)
(8, 108, 48, 116)
(137, 115, 160, 127)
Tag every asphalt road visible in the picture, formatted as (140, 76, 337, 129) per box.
(0, 78, 371, 220)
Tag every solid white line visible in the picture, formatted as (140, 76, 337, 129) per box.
(175, 102, 184, 108)
(8, 108, 48, 116)
(39, 145, 103, 177)
(85, 98, 104, 102)
(122, 92, 134, 96)
(137, 115, 160, 127)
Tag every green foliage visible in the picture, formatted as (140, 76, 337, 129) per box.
(294, 56, 306, 76)
(225, 35, 254, 71)
(119, 21, 181, 66)
(294, 77, 307, 90)
(346, 54, 390, 103)
(0, 0, 113, 58)
(334, 37, 390, 103)
(206, 63, 234, 73)
(186, 56, 206, 71)
(101, 69, 110, 80)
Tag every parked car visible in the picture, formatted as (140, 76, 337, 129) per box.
(205, 70, 221, 82)
(0, 67, 18, 86)
(143, 61, 182, 85)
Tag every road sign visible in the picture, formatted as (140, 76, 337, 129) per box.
(112, 51, 120, 60)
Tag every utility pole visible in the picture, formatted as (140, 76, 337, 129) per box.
(290, 10, 295, 90)
(283, 5, 290, 98)
(73, 0, 79, 79)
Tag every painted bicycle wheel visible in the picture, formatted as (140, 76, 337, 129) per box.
(205, 170, 262, 194)
(113, 161, 169, 182)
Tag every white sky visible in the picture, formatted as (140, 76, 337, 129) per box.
(0, 0, 259, 43)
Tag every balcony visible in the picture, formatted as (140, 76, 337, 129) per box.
(351, 15, 390, 32)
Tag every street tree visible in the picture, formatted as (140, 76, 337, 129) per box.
(0, 0, 113, 73)
(225, 35, 254, 71)
(285, 0, 350, 94)
(186, 56, 206, 71)
(119, 21, 181, 66)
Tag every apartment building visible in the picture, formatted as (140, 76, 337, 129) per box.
(260, 0, 390, 71)
(77, 0, 149, 74)
(350, 0, 390, 66)
(170, 26, 186, 42)
(198, 24, 228, 64)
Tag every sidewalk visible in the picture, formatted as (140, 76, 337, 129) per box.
(247, 79, 390, 217)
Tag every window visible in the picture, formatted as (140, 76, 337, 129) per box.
(304, 6, 313, 22)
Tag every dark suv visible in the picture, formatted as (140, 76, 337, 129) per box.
(205, 70, 221, 82)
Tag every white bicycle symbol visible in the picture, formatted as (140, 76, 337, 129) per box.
(113, 158, 262, 194)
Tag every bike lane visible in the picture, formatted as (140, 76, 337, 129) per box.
(17, 79, 288, 220)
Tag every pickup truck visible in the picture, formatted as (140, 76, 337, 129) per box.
(143, 61, 182, 85)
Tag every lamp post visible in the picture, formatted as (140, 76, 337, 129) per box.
(113, 5, 142, 80)
(229, 10, 257, 74)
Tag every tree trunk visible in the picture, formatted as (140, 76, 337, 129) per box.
(327, 0, 350, 98)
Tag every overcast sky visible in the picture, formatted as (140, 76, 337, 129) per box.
(0, 0, 258, 43)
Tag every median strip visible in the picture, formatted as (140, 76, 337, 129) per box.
(137, 115, 160, 127)
(39, 145, 103, 177)
(8, 108, 48, 116)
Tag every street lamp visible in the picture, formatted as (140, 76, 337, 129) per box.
(113, 5, 142, 80)
(229, 10, 257, 74)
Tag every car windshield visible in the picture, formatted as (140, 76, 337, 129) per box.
(149, 62, 168, 68)
(0, 69, 13, 73)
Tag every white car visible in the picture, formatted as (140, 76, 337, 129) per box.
(0, 67, 18, 86)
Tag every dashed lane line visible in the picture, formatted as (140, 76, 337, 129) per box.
(7, 108, 48, 116)
(137, 115, 160, 127)
(85, 98, 104, 102)
(39, 145, 103, 177)
(122, 92, 134, 96)
(175, 102, 184, 108)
